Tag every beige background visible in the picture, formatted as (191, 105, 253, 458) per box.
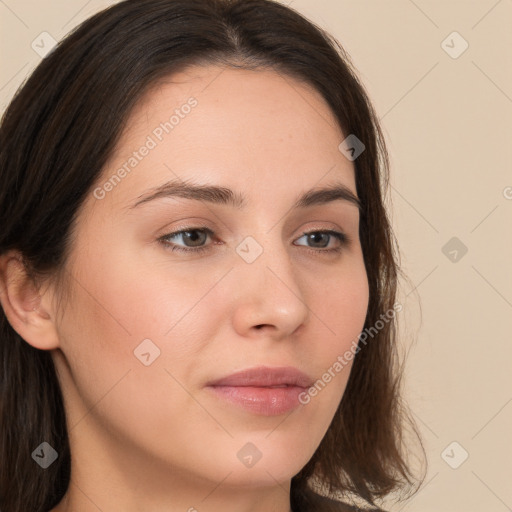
(1, 1, 511, 511)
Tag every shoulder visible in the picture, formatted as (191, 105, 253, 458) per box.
(295, 490, 387, 512)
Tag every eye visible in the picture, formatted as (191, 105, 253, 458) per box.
(294, 230, 350, 254)
(158, 227, 215, 254)
(158, 227, 350, 255)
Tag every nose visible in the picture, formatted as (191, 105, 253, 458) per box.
(230, 238, 310, 340)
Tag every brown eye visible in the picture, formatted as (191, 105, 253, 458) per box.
(159, 227, 214, 254)
(294, 230, 349, 254)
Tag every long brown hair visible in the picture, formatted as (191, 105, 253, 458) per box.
(0, 0, 424, 510)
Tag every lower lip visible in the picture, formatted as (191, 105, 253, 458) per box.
(206, 385, 307, 416)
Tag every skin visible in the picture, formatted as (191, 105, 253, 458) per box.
(0, 65, 369, 512)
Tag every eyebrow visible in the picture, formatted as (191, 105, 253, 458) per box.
(128, 179, 362, 211)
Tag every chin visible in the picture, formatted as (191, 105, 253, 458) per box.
(213, 435, 315, 487)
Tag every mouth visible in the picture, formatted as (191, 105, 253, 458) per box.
(206, 365, 314, 388)
(205, 366, 313, 416)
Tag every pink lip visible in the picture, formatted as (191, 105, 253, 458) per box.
(205, 366, 313, 416)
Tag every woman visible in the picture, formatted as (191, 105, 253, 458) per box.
(0, 0, 423, 510)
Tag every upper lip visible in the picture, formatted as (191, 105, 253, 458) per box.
(207, 366, 313, 388)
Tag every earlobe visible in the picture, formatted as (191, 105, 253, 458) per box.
(0, 250, 60, 350)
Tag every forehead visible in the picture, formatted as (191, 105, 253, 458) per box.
(97, 64, 356, 209)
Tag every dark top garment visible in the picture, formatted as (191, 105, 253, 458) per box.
(292, 489, 386, 512)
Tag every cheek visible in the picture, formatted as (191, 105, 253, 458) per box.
(60, 246, 221, 404)
(312, 258, 369, 351)
(300, 258, 369, 402)
(57, 250, 210, 444)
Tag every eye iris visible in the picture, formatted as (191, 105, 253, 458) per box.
(308, 232, 329, 248)
(183, 230, 207, 247)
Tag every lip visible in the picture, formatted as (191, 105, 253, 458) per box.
(205, 366, 313, 416)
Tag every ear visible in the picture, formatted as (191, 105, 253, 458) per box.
(0, 250, 60, 350)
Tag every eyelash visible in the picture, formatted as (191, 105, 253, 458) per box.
(158, 227, 351, 256)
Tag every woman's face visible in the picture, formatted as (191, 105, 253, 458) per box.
(49, 64, 369, 503)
